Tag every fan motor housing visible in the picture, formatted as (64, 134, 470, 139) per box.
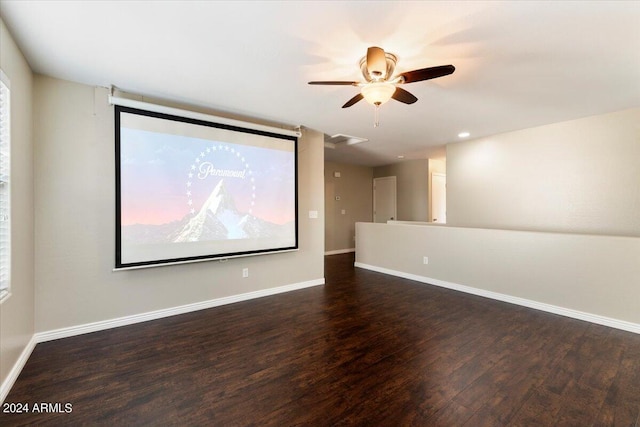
(360, 52, 397, 82)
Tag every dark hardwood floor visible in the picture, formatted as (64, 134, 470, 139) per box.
(2, 253, 639, 426)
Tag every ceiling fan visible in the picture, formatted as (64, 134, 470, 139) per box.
(309, 46, 455, 126)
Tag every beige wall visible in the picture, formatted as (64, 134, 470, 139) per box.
(0, 18, 35, 394)
(356, 222, 640, 328)
(374, 159, 429, 221)
(34, 76, 325, 332)
(324, 161, 372, 252)
(447, 108, 640, 237)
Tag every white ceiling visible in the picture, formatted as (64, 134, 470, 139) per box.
(1, 1, 639, 166)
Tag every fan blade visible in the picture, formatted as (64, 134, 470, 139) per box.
(392, 87, 418, 104)
(398, 65, 455, 84)
(366, 46, 387, 78)
(342, 93, 364, 108)
(308, 81, 358, 86)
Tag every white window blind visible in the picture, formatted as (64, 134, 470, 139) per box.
(0, 70, 10, 301)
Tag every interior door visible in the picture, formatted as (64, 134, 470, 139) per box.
(373, 176, 397, 223)
(431, 172, 446, 223)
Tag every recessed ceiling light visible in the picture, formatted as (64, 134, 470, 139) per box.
(458, 132, 470, 138)
(397, 155, 405, 159)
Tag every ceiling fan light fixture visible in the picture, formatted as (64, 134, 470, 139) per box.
(308, 46, 455, 128)
(361, 82, 396, 106)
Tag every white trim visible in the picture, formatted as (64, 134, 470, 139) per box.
(0, 335, 36, 404)
(324, 248, 355, 256)
(109, 95, 301, 138)
(0, 289, 10, 304)
(354, 262, 640, 335)
(35, 278, 324, 343)
(0, 75, 11, 300)
(0, 69, 10, 88)
(1, 278, 324, 403)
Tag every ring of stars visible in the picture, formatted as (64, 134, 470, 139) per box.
(185, 144, 256, 216)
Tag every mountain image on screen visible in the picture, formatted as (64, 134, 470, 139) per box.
(121, 179, 292, 244)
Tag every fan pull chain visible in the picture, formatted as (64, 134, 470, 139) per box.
(374, 104, 380, 127)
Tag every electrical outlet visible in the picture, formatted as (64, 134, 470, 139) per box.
(423, 256, 429, 265)
(242, 268, 249, 278)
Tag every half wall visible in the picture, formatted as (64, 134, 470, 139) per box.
(355, 222, 640, 332)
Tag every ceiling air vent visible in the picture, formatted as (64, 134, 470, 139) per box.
(324, 133, 369, 149)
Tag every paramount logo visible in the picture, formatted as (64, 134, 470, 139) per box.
(198, 161, 246, 180)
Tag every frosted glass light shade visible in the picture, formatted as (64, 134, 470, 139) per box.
(361, 82, 396, 106)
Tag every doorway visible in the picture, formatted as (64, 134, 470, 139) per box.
(431, 173, 446, 223)
(373, 176, 397, 223)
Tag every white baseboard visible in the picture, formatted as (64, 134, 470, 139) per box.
(0, 335, 37, 404)
(354, 262, 640, 335)
(324, 248, 355, 256)
(36, 278, 325, 343)
(2, 278, 325, 403)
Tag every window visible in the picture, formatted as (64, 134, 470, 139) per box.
(0, 70, 10, 301)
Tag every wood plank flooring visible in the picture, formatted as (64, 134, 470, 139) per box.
(2, 253, 639, 426)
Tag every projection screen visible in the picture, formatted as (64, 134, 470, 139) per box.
(115, 105, 298, 269)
